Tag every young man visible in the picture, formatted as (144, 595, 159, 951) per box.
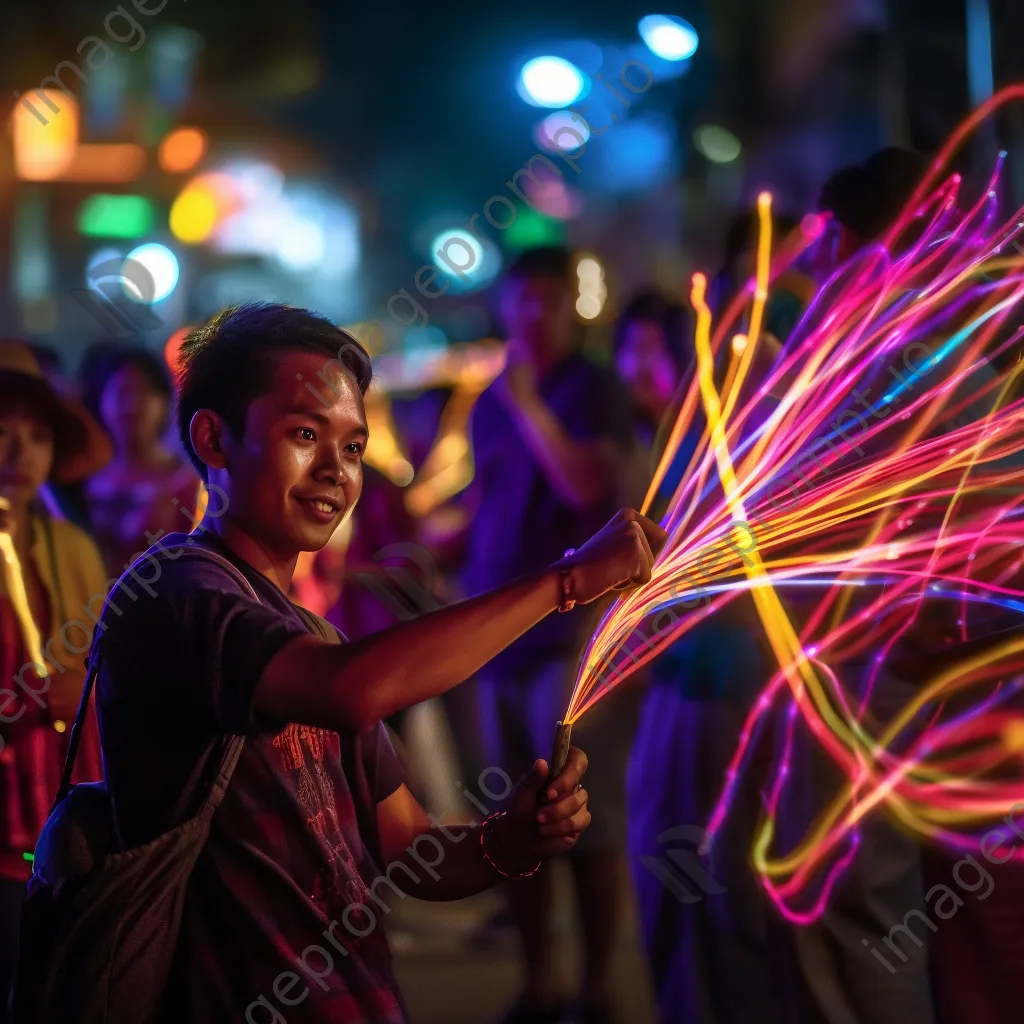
(93, 303, 663, 1023)
(463, 248, 639, 1024)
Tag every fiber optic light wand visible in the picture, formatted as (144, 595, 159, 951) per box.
(547, 720, 572, 789)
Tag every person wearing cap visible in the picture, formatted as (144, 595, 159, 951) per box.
(0, 340, 113, 1012)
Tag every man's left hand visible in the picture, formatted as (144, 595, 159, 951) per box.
(496, 746, 591, 864)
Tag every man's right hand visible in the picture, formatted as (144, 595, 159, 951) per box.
(555, 508, 667, 606)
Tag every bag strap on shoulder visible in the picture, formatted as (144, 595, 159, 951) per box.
(56, 541, 260, 814)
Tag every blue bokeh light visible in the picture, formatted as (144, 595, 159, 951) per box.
(535, 111, 591, 154)
(430, 229, 501, 290)
(122, 243, 180, 304)
(518, 56, 587, 108)
(592, 115, 678, 193)
(638, 15, 699, 62)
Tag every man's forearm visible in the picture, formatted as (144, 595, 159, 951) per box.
(509, 395, 612, 510)
(325, 568, 562, 730)
(387, 824, 503, 903)
(389, 819, 551, 902)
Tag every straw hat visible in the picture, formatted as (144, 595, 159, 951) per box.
(0, 341, 113, 484)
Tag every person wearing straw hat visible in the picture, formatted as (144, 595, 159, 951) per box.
(0, 340, 113, 1015)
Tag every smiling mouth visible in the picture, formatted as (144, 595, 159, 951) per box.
(296, 496, 343, 517)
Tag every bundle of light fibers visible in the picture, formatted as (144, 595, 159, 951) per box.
(562, 86, 1024, 920)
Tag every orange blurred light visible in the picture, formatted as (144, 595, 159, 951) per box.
(159, 127, 207, 174)
(163, 326, 194, 378)
(57, 144, 146, 183)
(13, 90, 79, 180)
(191, 172, 240, 214)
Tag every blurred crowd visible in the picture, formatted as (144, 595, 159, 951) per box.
(2, 143, 1022, 1024)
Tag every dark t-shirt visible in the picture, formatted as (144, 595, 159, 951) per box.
(464, 353, 634, 676)
(96, 533, 407, 1023)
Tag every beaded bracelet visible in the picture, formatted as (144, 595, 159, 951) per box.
(557, 548, 577, 613)
(479, 811, 543, 879)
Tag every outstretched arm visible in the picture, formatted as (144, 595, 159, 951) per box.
(254, 509, 665, 734)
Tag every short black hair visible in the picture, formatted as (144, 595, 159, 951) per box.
(614, 291, 692, 374)
(175, 302, 372, 482)
(505, 245, 574, 284)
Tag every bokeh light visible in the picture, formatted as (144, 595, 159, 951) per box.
(280, 187, 360, 278)
(77, 195, 155, 239)
(535, 111, 591, 154)
(158, 126, 208, 174)
(638, 14, 699, 62)
(504, 208, 566, 251)
(163, 325, 194, 377)
(431, 230, 482, 276)
(169, 185, 220, 244)
(430, 229, 501, 290)
(593, 115, 677, 193)
(57, 144, 146, 183)
(276, 218, 326, 272)
(517, 56, 586, 108)
(523, 179, 584, 220)
(85, 247, 123, 284)
(693, 124, 742, 163)
(222, 159, 286, 205)
(12, 90, 79, 181)
(122, 243, 179, 304)
(576, 255, 607, 320)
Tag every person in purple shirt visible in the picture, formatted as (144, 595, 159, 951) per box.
(464, 248, 639, 1024)
(91, 301, 665, 1023)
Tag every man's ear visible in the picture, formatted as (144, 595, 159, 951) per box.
(189, 409, 229, 474)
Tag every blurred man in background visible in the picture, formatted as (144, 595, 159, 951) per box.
(463, 247, 638, 1024)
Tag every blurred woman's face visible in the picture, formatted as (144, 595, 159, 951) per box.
(0, 403, 55, 507)
(100, 364, 168, 451)
(616, 319, 679, 414)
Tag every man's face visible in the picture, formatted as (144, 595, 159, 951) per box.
(216, 351, 367, 558)
(499, 274, 574, 363)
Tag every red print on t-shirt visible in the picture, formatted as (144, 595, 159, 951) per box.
(273, 723, 370, 915)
